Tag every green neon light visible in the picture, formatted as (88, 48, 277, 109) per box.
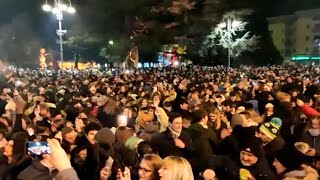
(291, 56, 320, 61)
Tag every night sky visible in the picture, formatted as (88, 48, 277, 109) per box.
(0, 0, 319, 27)
(0, 0, 319, 22)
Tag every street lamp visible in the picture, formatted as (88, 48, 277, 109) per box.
(218, 17, 241, 68)
(42, 0, 75, 69)
(109, 40, 114, 45)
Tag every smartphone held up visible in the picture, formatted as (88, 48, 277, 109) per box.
(26, 141, 51, 156)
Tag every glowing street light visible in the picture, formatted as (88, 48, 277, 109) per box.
(219, 17, 240, 68)
(109, 40, 114, 45)
(42, 0, 76, 69)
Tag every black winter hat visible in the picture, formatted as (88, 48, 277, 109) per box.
(241, 137, 263, 159)
(275, 146, 305, 171)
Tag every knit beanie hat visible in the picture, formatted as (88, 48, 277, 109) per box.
(125, 136, 144, 151)
(241, 137, 263, 159)
(275, 146, 305, 171)
(259, 117, 282, 140)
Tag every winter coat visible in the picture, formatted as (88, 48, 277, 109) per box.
(281, 165, 319, 180)
(299, 131, 320, 157)
(207, 154, 277, 180)
(264, 136, 286, 166)
(56, 168, 79, 180)
(0, 155, 32, 180)
(150, 129, 193, 159)
(17, 159, 57, 180)
(187, 123, 219, 172)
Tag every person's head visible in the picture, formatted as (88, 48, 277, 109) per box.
(182, 116, 192, 129)
(229, 91, 237, 102)
(307, 116, 320, 136)
(215, 94, 224, 105)
(158, 156, 193, 180)
(264, 103, 274, 113)
(257, 117, 282, 144)
(191, 90, 199, 100)
(120, 85, 126, 93)
(209, 108, 222, 129)
(205, 86, 213, 95)
(240, 149, 259, 167)
(239, 111, 257, 127)
(168, 113, 183, 134)
(239, 138, 262, 167)
(4, 132, 28, 163)
(138, 154, 162, 180)
(89, 86, 97, 94)
(62, 127, 78, 145)
(192, 109, 208, 124)
(286, 76, 293, 83)
(153, 93, 161, 103)
(123, 107, 133, 119)
(141, 99, 149, 108)
(84, 122, 101, 144)
(273, 146, 304, 174)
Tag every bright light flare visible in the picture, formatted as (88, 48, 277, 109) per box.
(218, 22, 226, 28)
(232, 20, 241, 28)
(67, 6, 76, 14)
(42, 4, 52, 12)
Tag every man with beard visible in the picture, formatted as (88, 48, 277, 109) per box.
(203, 137, 276, 180)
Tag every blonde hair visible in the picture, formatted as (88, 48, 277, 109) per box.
(210, 108, 228, 130)
(162, 156, 194, 180)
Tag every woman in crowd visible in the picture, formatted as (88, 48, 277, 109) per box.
(0, 132, 32, 179)
(117, 154, 162, 180)
(158, 156, 193, 180)
(208, 107, 230, 139)
(299, 116, 320, 156)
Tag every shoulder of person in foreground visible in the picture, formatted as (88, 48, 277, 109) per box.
(56, 168, 79, 180)
(47, 138, 80, 180)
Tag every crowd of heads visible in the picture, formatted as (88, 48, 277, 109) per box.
(0, 64, 320, 179)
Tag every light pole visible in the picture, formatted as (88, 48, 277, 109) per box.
(218, 17, 241, 68)
(42, 0, 75, 69)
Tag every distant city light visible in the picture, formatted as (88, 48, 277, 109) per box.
(218, 22, 227, 28)
(232, 20, 241, 28)
(67, 6, 76, 13)
(42, 4, 52, 11)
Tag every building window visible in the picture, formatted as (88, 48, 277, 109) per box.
(306, 36, 310, 41)
(307, 24, 311, 29)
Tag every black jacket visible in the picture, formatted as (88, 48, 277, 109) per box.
(151, 129, 193, 159)
(207, 154, 276, 180)
(187, 123, 219, 172)
(17, 159, 57, 180)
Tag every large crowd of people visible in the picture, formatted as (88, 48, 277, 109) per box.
(0, 64, 320, 180)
